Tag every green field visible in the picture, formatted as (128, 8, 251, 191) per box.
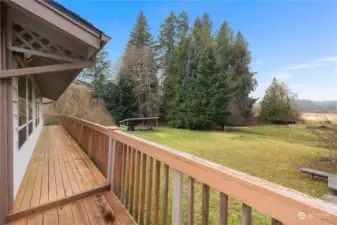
(130, 124, 337, 224)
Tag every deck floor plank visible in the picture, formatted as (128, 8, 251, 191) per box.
(8, 191, 135, 225)
(12, 125, 106, 213)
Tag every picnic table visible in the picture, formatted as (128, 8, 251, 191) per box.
(119, 117, 159, 131)
(300, 168, 337, 202)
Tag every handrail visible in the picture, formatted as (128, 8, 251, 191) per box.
(55, 114, 337, 225)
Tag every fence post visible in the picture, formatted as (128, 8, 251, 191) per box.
(107, 127, 116, 190)
(172, 169, 183, 225)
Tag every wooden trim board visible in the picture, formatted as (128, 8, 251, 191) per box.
(0, 61, 93, 78)
(7, 184, 110, 223)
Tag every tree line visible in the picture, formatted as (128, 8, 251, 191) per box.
(80, 11, 266, 129)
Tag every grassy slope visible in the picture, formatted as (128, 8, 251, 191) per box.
(131, 125, 336, 224)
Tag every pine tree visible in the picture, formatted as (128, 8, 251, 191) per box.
(183, 16, 217, 129)
(210, 21, 236, 129)
(260, 78, 297, 123)
(157, 11, 189, 120)
(128, 10, 153, 48)
(226, 31, 257, 125)
(177, 11, 189, 43)
(167, 36, 191, 127)
(77, 48, 111, 96)
(101, 75, 138, 124)
(157, 11, 178, 118)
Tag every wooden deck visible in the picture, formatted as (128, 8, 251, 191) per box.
(8, 191, 134, 225)
(12, 125, 107, 213)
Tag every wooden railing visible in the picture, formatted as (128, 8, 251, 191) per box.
(58, 115, 118, 176)
(43, 114, 60, 125)
(56, 115, 337, 225)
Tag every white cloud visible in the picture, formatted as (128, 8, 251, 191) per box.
(334, 69, 337, 73)
(286, 63, 323, 69)
(276, 73, 292, 79)
(319, 56, 337, 62)
(256, 60, 262, 64)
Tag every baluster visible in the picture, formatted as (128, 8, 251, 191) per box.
(112, 142, 120, 193)
(146, 157, 153, 225)
(162, 164, 169, 225)
(129, 148, 136, 215)
(153, 160, 161, 225)
(107, 135, 116, 189)
(172, 169, 183, 225)
(220, 193, 228, 225)
(187, 177, 194, 225)
(202, 184, 210, 225)
(242, 204, 252, 225)
(117, 143, 123, 196)
(125, 146, 132, 207)
(139, 153, 147, 225)
(121, 144, 127, 201)
(134, 151, 141, 222)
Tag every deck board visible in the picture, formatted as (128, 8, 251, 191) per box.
(12, 125, 107, 213)
(8, 191, 135, 225)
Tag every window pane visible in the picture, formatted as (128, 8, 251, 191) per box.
(28, 122, 33, 135)
(28, 80, 33, 121)
(19, 128, 27, 148)
(18, 77, 26, 127)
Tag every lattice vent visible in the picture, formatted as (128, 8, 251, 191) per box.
(12, 23, 84, 61)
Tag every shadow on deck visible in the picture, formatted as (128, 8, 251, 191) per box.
(8, 125, 134, 225)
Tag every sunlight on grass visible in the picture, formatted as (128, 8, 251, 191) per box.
(129, 125, 337, 224)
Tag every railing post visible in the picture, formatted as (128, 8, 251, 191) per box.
(107, 127, 116, 190)
(172, 169, 183, 225)
(79, 122, 84, 145)
(88, 128, 93, 158)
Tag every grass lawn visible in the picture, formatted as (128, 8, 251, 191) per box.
(129, 124, 337, 224)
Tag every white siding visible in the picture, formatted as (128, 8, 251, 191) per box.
(12, 77, 44, 197)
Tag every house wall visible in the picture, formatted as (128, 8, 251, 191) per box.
(0, 4, 14, 224)
(12, 76, 44, 197)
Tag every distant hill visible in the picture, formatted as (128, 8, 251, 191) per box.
(296, 99, 337, 112)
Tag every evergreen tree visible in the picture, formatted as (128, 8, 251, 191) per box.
(210, 21, 236, 129)
(77, 48, 111, 95)
(157, 11, 189, 120)
(157, 11, 178, 118)
(167, 37, 191, 127)
(101, 75, 138, 124)
(260, 78, 297, 123)
(128, 10, 153, 48)
(157, 11, 177, 61)
(183, 16, 217, 129)
(177, 11, 189, 43)
(226, 31, 257, 125)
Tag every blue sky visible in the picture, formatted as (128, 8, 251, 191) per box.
(59, 0, 337, 101)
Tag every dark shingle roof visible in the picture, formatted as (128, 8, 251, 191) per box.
(45, 0, 104, 35)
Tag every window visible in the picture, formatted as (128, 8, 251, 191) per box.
(35, 89, 40, 127)
(28, 79, 33, 135)
(18, 77, 27, 148)
(35, 89, 39, 127)
(18, 77, 40, 148)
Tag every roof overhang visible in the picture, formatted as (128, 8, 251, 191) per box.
(0, 0, 111, 100)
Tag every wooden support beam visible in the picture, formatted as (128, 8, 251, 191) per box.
(10, 46, 85, 63)
(7, 184, 110, 223)
(0, 61, 93, 78)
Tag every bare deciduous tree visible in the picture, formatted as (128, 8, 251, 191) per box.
(49, 84, 114, 126)
(121, 46, 159, 117)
